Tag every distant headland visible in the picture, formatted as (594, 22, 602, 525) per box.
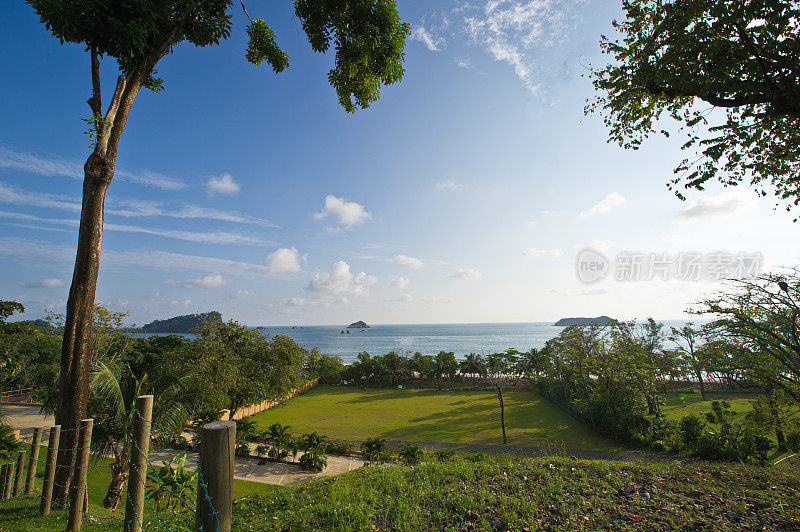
(553, 316, 615, 327)
(347, 320, 370, 329)
(137, 311, 222, 333)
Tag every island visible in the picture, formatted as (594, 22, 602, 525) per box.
(347, 320, 370, 329)
(553, 316, 616, 327)
(137, 311, 222, 333)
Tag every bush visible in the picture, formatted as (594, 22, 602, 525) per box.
(398, 443, 424, 465)
(327, 439, 353, 455)
(299, 452, 328, 472)
(361, 437, 390, 463)
(433, 449, 456, 461)
(146, 454, 198, 513)
(786, 430, 800, 453)
(298, 432, 328, 472)
(678, 414, 705, 449)
(235, 441, 252, 458)
(465, 452, 490, 463)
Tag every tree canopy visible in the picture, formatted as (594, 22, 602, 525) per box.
(588, 0, 800, 214)
(28, 0, 411, 112)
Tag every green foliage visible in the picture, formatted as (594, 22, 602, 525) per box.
(0, 300, 24, 324)
(245, 18, 288, 72)
(588, 0, 800, 212)
(0, 425, 25, 460)
(187, 320, 305, 417)
(264, 422, 293, 462)
(360, 436, 389, 463)
(398, 443, 423, 465)
(433, 449, 456, 462)
(138, 311, 221, 334)
(304, 349, 345, 384)
(786, 429, 800, 452)
(294, 0, 411, 112)
(146, 453, 198, 513)
(27, 0, 234, 84)
(298, 432, 328, 472)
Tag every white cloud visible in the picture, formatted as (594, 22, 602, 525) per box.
(285, 298, 306, 307)
(523, 248, 563, 258)
(0, 209, 265, 246)
(206, 173, 240, 195)
(390, 276, 410, 289)
(411, 25, 446, 51)
(449, 268, 482, 280)
(185, 273, 224, 288)
(525, 220, 537, 228)
(397, 294, 414, 302)
(26, 278, 64, 288)
(170, 299, 192, 306)
(0, 182, 276, 227)
(0, 145, 186, 190)
(306, 260, 377, 297)
(455, 57, 474, 69)
(677, 189, 757, 223)
(266, 247, 306, 274)
(314, 195, 370, 227)
(435, 179, 460, 190)
(393, 254, 424, 269)
(0, 237, 280, 279)
(461, 0, 585, 98)
(578, 192, 626, 219)
(233, 289, 254, 298)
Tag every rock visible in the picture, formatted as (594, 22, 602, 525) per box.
(347, 320, 370, 329)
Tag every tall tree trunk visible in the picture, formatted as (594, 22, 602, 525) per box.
(103, 465, 129, 510)
(496, 386, 507, 444)
(53, 155, 113, 504)
(696, 369, 706, 400)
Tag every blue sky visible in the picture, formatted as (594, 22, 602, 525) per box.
(1, 0, 797, 326)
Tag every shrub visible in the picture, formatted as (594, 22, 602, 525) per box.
(146, 454, 198, 513)
(678, 414, 705, 449)
(398, 443, 424, 465)
(465, 452, 489, 463)
(265, 422, 293, 462)
(235, 441, 252, 458)
(434, 449, 456, 461)
(299, 452, 328, 472)
(786, 430, 800, 453)
(327, 439, 353, 455)
(361, 437, 390, 463)
(298, 432, 329, 472)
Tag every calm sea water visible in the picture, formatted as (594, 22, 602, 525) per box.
(248, 321, 694, 364)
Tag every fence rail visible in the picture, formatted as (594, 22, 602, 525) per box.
(220, 378, 319, 421)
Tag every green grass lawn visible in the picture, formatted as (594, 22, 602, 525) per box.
(0, 445, 276, 531)
(660, 389, 765, 420)
(250, 385, 619, 450)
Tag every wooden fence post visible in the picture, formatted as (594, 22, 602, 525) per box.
(3, 462, 13, 499)
(196, 421, 235, 532)
(13, 450, 26, 496)
(25, 427, 42, 494)
(40, 425, 60, 515)
(67, 419, 93, 531)
(0, 464, 10, 499)
(123, 395, 153, 532)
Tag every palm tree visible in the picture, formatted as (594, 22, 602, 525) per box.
(90, 362, 193, 510)
(265, 422, 293, 461)
(460, 353, 486, 379)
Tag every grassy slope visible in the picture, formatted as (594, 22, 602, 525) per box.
(0, 448, 275, 531)
(660, 390, 764, 420)
(250, 386, 618, 450)
(234, 454, 800, 531)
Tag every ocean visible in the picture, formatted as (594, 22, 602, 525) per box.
(248, 321, 695, 364)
